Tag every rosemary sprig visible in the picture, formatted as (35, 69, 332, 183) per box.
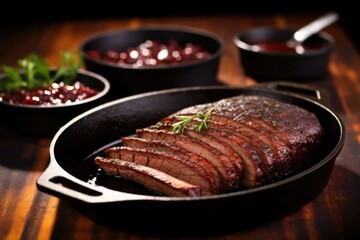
(171, 105, 216, 134)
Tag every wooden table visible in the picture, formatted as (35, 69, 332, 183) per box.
(1, 13, 359, 239)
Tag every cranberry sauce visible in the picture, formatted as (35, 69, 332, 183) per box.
(86, 39, 211, 67)
(255, 41, 323, 53)
(0, 81, 99, 106)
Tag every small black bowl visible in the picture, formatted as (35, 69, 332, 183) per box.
(79, 25, 225, 99)
(0, 69, 110, 137)
(233, 27, 335, 81)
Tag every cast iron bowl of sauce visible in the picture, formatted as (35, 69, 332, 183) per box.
(233, 27, 335, 80)
(80, 25, 225, 99)
(0, 69, 110, 137)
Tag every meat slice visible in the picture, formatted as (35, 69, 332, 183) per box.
(121, 136, 221, 188)
(94, 157, 201, 197)
(136, 127, 238, 192)
(104, 146, 220, 195)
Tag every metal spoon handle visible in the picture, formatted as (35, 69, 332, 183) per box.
(291, 12, 339, 44)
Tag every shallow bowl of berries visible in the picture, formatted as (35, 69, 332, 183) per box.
(0, 69, 110, 137)
(79, 25, 225, 99)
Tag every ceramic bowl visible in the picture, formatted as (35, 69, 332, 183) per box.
(233, 27, 334, 80)
(0, 69, 110, 137)
(80, 25, 225, 98)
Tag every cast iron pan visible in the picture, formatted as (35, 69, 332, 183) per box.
(36, 82, 345, 232)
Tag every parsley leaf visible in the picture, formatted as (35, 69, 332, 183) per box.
(0, 50, 82, 93)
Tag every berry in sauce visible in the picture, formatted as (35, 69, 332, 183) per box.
(0, 81, 99, 106)
(86, 39, 211, 67)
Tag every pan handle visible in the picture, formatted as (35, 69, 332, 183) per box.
(36, 160, 152, 203)
(255, 81, 331, 107)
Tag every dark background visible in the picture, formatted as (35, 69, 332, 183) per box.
(0, 3, 357, 50)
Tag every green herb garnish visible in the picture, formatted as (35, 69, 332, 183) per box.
(171, 106, 216, 134)
(0, 50, 82, 93)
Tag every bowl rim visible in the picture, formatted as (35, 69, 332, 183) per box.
(79, 24, 226, 70)
(233, 27, 335, 56)
(0, 68, 110, 109)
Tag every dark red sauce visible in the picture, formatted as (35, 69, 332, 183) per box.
(86, 39, 211, 67)
(255, 41, 323, 53)
(0, 81, 99, 106)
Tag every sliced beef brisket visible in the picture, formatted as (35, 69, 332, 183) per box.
(94, 94, 323, 197)
(136, 127, 238, 191)
(150, 123, 244, 188)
